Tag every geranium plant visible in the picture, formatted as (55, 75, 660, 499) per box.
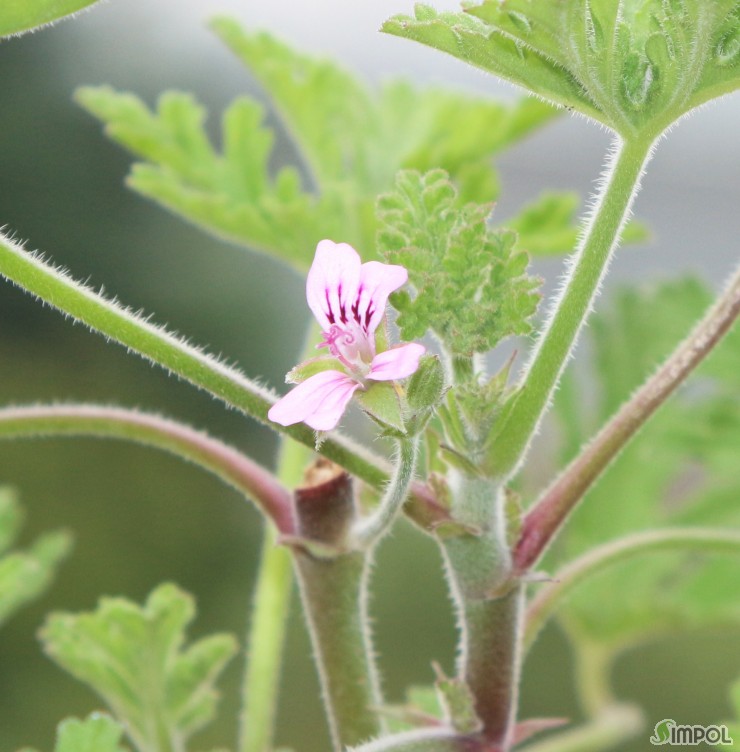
(1, 1, 739, 752)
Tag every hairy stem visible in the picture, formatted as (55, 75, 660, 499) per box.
(487, 136, 653, 479)
(524, 528, 740, 652)
(294, 549, 383, 749)
(515, 262, 740, 571)
(0, 403, 294, 532)
(0, 230, 384, 491)
(292, 472, 383, 750)
(442, 478, 522, 748)
(352, 437, 419, 547)
(349, 728, 483, 752)
(518, 704, 643, 752)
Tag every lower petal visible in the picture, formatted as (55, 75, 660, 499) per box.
(368, 343, 426, 381)
(268, 370, 361, 431)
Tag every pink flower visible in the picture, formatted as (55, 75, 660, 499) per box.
(268, 240, 425, 431)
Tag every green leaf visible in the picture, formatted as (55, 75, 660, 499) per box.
(0, 489, 72, 629)
(547, 277, 740, 649)
(55, 714, 128, 752)
(0, 0, 102, 38)
(378, 169, 540, 357)
(79, 23, 558, 268)
(75, 87, 332, 267)
(40, 583, 238, 752)
(385, 2, 740, 138)
(505, 192, 649, 257)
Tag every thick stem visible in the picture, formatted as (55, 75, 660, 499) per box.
(292, 472, 383, 750)
(349, 728, 483, 752)
(487, 137, 653, 479)
(352, 437, 419, 547)
(517, 705, 643, 752)
(294, 549, 383, 749)
(515, 263, 740, 571)
(0, 403, 293, 532)
(524, 528, 740, 652)
(442, 478, 522, 748)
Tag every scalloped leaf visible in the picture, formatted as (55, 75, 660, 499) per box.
(0, 488, 71, 629)
(378, 169, 540, 357)
(40, 583, 237, 752)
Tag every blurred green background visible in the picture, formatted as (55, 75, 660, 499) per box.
(1, 3, 739, 751)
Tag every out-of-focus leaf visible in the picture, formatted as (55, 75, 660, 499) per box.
(0, 488, 71, 629)
(40, 583, 237, 752)
(55, 714, 128, 752)
(378, 169, 540, 357)
(547, 277, 740, 649)
(0, 0, 102, 38)
(506, 192, 649, 257)
(78, 23, 558, 268)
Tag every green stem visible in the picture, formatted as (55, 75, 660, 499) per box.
(239, 527, 292, 752)
(0, 230, 385, 491)
(524, 528, 740, 652)
(239, 435, 309, 752)
(348, 729, 482, 752)
(487, 136, 653, 479)
(0, 403, 293, 532)
(441, 478, 522, 748)
(290, 470, 384, 750)
(294, 549, 383, 749)
(515, 262, 740, 571)
(352, 437, 419, 547)
(517, 704, 643, 752)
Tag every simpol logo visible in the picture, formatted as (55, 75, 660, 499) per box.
(650, 718, 734, 746)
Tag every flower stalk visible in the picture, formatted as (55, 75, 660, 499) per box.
(515, 262, 740, 572)
(352, 437, 419, 548)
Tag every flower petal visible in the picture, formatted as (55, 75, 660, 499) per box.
(357, 260, 408, 335)
(268, 369, 361, 431)
(306, 240, 362, 331)
(368, 343, 426, 381)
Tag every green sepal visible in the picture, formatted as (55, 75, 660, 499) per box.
(504, 488, 523, 549)
(433, 664, 483, 734)
(407, 355, 446, 412)
(0, 0, 102, 38)
(357, 382, 407, 435)
(433, 519, 482, 541)
(379, 685, 445, 732)
(278, 534, 346, 560)
(286, 356, 344, 384)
